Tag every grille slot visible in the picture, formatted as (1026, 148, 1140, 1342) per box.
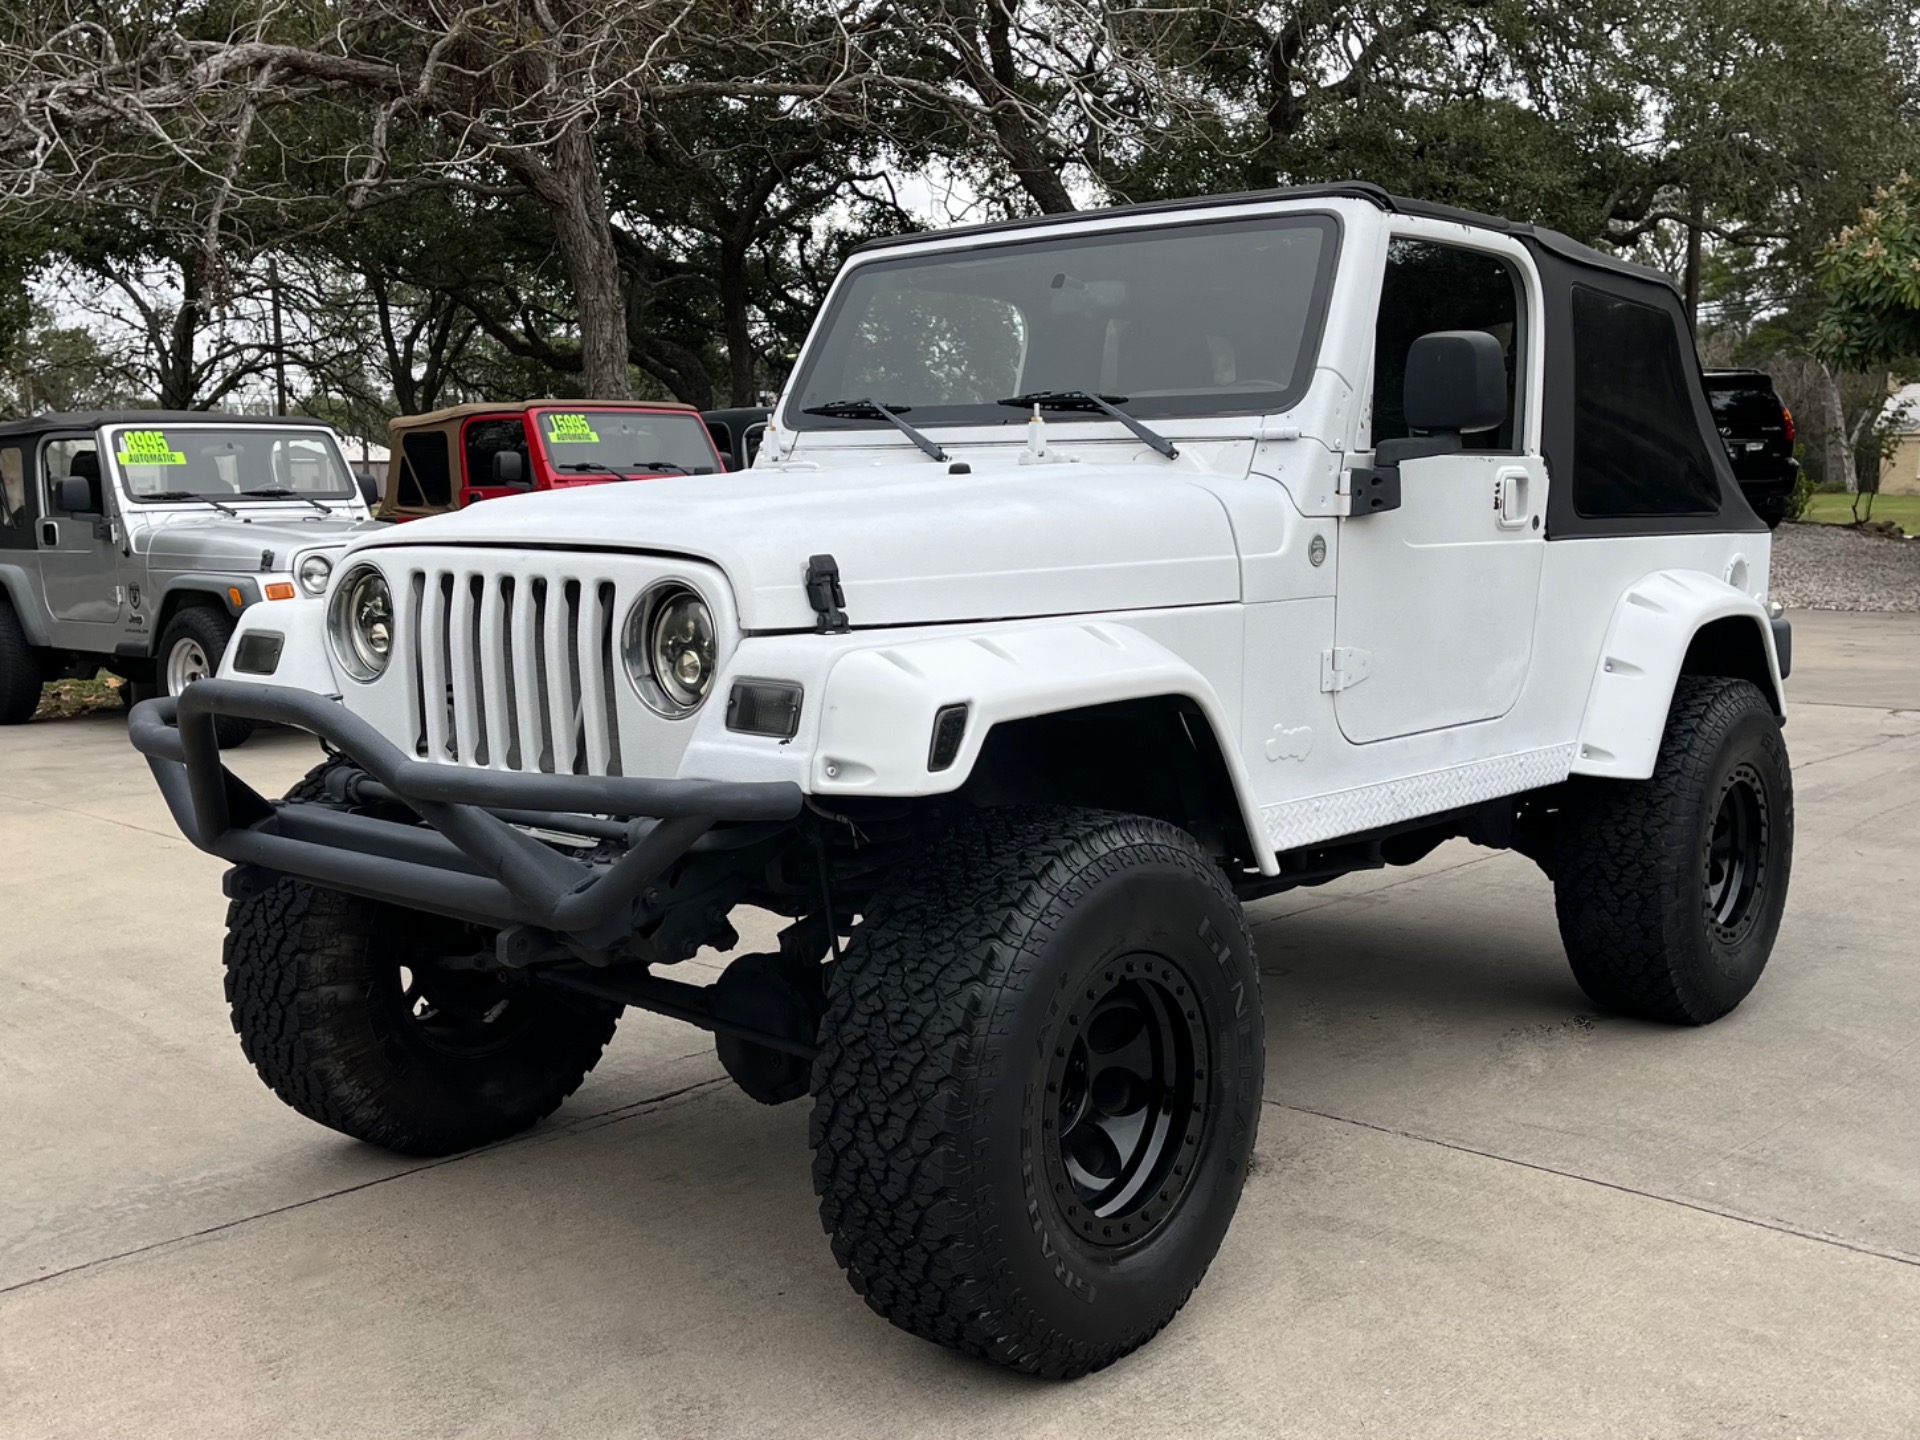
(406, 565, 623, 773)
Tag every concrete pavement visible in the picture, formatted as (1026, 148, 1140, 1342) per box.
(2, 612, 1916, 1437)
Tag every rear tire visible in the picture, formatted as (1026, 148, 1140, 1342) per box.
(158, 605, 254, 748)
(810, 808, 1263, 1378)
(225, 774, 621, 1156)
(0, 599, 43, 724)
(1554, 677, 1793, 1024)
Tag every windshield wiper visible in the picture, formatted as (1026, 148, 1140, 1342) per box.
(242, 487, 333, 514)
(144, 490, 239, 517)
(998, 390, 1178, 460)
(801, 398, 948, 462)
(629, 461, 689, 475)
(553, 461, 617, 474)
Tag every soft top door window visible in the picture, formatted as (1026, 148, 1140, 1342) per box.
(463, 417, 529, 487)
(1570, 285, 1721, 517)
(0, 444, 27, 542)
(1372, 238, 1524, 452)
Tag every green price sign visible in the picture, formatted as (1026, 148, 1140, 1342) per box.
(117, 430, 186, 466)
(544, 413, 600, 444)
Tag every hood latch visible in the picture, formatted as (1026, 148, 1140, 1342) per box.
(806, 554, 849, 634)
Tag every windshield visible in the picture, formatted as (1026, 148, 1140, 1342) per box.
(531, 408, 720, 476)
(109, 425, 356, 503)
(790, 214, 1339, 430)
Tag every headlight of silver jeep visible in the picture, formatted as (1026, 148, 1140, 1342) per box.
(623, 582, 716, 715)
(329, 564, 393, 682)
(296, 552, 334, 597)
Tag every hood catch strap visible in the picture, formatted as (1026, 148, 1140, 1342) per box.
(806, 554, 849, 634)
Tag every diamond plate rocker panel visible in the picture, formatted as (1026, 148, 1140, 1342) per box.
(1260, 744, 1577, 852)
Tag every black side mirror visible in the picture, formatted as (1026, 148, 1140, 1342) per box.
(357, 474, 379, 509)
(1402, 330, 1508, 437)
(491, 450, 527, 487)
(55, 476, 99, 516)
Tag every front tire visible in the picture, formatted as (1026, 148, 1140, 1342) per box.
(810, 808, 1263, 1378)
(0, 598, 43, 724)
(158, 605, 254, 748)
(225, 773, 621, 1156)
(1554, 676, 1793, 1024)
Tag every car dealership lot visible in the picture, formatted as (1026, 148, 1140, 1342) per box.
(2, 610, 1917, 1439)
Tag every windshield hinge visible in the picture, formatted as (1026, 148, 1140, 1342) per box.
(806, 554, 849, 634)
(1320, 647, 1373, 693)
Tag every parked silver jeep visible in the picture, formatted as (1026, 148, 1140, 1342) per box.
(0, 412, 375, 739)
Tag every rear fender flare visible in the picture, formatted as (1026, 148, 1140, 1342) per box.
(1574, 569, 1784, 780)
(0, 563, 50, 646)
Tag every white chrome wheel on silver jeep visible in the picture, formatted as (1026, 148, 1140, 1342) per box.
(155, 606, 254, 747)
(164, 635, 214, 694)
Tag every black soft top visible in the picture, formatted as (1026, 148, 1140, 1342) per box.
(852, 180, 1673, 289)
(0, 411, 336, 441)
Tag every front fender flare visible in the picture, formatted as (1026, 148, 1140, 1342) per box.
(213, 591, 339, 694)
(809, 620, 1276, 874)
(153, 573, 261, 626)
(1574, 569, 1784, 781)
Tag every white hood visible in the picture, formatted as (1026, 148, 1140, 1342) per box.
(352, 460, 1242, 629)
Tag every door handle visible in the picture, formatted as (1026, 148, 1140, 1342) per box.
(39, 520, 57, 547)
(1494, 467, 1531, 529)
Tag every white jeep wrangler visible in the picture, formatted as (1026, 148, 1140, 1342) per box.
(132, 182, 1793, 1378)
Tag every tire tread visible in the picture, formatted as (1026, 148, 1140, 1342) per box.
(809, 806, 1256, 1378)
(1554, 675, 1791, 1024)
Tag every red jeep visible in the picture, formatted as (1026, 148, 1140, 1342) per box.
(379, 401, 725, 519)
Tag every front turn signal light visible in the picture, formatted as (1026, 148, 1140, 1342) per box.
(726, 680, 803, 739)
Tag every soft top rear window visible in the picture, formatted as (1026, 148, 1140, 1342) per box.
(1569, 286, 1722, 518)
(790, 213, 1341, 430)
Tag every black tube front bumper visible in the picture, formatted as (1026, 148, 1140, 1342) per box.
(128, 682, 804, 945)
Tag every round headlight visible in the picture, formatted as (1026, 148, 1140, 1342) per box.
(623, 583, 716, 715)
(330, 565, 393, 681)
(296, 552, 334, 597)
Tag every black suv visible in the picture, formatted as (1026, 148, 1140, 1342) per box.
(1703, 369, 1799, 528)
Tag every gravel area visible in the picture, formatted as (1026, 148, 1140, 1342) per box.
(1769, 521, 1920, 612)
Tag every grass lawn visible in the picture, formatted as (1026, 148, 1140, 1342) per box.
(31, 673, 128, 722)
(1800, 492, 1920, 536)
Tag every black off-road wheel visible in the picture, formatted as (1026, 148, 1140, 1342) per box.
(0, 598, 44, 724)
(1554, 676, 1793, 1024)
(810, 808, 1264, 1378)
(221, 764, 621, 1156)
(158, 605, 254, 748)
